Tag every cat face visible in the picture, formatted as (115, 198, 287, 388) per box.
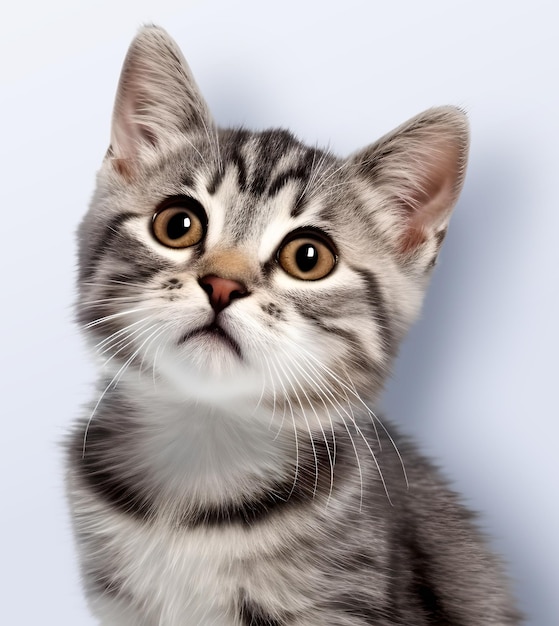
(77, 27, 468, 412)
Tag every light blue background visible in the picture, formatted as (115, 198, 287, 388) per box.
(1, 1, 557, 623)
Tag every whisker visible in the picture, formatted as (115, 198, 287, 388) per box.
(294, 341, 408, 489)
(101, 322, 159, 368)
(253, 352, 271, 416)
(82, 320, 169, 457)
(262, 353, 287, 437)
(275, 344, 336, 504)
(139, 324, 171, 376)
(83, 306, 156, 330)
(309, 159, 351, 197)
(111, 324, 167, 389)
(82, 279, 158, 290)
(273, 349, 321, 498)
(279, 336, 397, 505)
(267, 357, 300, 499)
(280, 344, 364, 508)
(78, 296, 145, 309)
(95, 316, 155, 351)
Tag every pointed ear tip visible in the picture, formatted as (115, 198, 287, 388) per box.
(137, 23, 166, 35)
(121, 25, 184, 75)
(129, 24, 174, 48)
(435, 105, 469, 137)
(416, 106, 470, 157)
(419, 104, 467, 127)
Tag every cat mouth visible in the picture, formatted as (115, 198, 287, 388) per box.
(178, 322, 242, 358)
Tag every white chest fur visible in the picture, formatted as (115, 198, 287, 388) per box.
(75, 387, 306, 625)
(79, 490, 320, 626)
(89, 509, 244, 625)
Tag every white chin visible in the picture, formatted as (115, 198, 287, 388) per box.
(155, 336, 263, 405)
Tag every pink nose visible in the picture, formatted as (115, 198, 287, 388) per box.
(198, 275, 248, 313)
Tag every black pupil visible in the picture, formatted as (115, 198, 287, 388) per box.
(167, 212, 192, 239)
(296, 243, 319, 272)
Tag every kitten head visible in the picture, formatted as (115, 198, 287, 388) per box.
(77, 26, 469, 414)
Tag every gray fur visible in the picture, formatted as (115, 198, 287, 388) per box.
(67, 25, 521, 625)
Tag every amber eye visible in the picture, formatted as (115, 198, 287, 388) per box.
(152, 199, 206, 249)
(277, 231, 337, 280)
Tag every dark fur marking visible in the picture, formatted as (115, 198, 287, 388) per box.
(262, 259, 278, 279)
(427, 227, 448, 271)
(385, 525, 454, 625)
(354, 143, 396, 185)
(231, 150, 248, 191)
(76, 416, 342, 527)
(89, 566, 124, 597)
(290, 194, 309, 218)
(162, 277, 183, 290)
(261, 302, 284, 320)
(76, 272, 145, 336)
(249, 130, 295, 197)
(187, 433, 339, 527)
(289, 148, 326, 217)
(178, 323, 243, 360)
(309, 320, 360, 347)
(350, 266, 394, 356)
(268, 168, 304, 198)
(80, 212, 140, 281)
(181, 171, 195, 189)
(327, 595, 386, 624)
(408, 536, 453, 625)
(76, 417, 154, 521)
(427, 254, 438, 271)
(271, 170, 310, 217)
(207, 166, 226, 195)
(126, 262, 163, 283)
(301, 316, 383, 382)
(239, 593, 284, 626)
(212, 128, 255, 196)
(267, 156, 315, 210)
(434, 227, 447, 249)
(340, 551, 380, 573)
(287, 285, 355, 321)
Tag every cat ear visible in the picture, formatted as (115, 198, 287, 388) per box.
(350, 107, 469, 261)
(109, 25, 214, 174)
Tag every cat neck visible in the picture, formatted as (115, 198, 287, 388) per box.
(88, 369, 324, 513)
(82, 364, 363, 523)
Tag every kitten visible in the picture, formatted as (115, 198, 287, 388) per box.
(67, 25, 521, 626)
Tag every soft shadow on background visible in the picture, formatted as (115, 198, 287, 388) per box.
(1, 1, 557, 624)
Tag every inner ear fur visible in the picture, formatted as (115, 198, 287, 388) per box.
(109, 25, 214, 170)
(351, 107, 469, 256)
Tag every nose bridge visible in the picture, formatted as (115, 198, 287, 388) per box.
(199, 247, 255, 283)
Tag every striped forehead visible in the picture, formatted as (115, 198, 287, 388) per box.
(200, 129, 337, 247)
